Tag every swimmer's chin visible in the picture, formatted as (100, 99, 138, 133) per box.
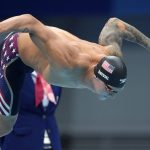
(98, 94, 116, 101)
(98, 95, 108, 101)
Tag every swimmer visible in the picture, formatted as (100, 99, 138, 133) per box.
(0, 14, 149, 136)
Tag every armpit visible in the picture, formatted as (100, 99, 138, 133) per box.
(104, 45, 123, 58)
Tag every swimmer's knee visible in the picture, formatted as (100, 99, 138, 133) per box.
(0, 114, 18, 137)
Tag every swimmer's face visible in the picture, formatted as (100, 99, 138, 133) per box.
(92, 76, 122, 100)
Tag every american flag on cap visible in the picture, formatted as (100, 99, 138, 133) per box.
(102, 60, 115, 74)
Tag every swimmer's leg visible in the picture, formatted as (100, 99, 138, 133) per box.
(0, 32, 32, 136)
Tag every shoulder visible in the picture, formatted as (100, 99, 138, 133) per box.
(46, 26, 80, 41)
(104, 45, 123, 58)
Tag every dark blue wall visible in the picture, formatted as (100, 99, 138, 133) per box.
(1, 0, 150, 20)
(0, 0, 112, 20)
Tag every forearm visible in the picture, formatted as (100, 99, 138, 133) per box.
(99, 18, 150, 51)
(0, 115, 17, 137)
(0, 14, 39, 34)
(117, 18, 150, 50)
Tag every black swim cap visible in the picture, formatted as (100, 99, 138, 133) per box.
(94, 56, 127, 88)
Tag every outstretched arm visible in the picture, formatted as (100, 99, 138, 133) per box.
(99, 18, 150, 56)
(0, 14, 64, 62)
(0, 14, 56, 43)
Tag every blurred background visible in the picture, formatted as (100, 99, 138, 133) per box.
(1, 0, 150, 149)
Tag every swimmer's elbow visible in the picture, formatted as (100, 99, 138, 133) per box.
(22, 14, 41, 29)
(11, 14, 42, 33)
(19, 14, 48, 40)
(21, 14, 39, 25)
(107, 17, 116, 22)
(0, 115, 18, 137)
(106, 17, 121, 26)
(0, 14, 41, 34)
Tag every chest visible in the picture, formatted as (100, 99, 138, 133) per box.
(47, 67, 86, 88)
